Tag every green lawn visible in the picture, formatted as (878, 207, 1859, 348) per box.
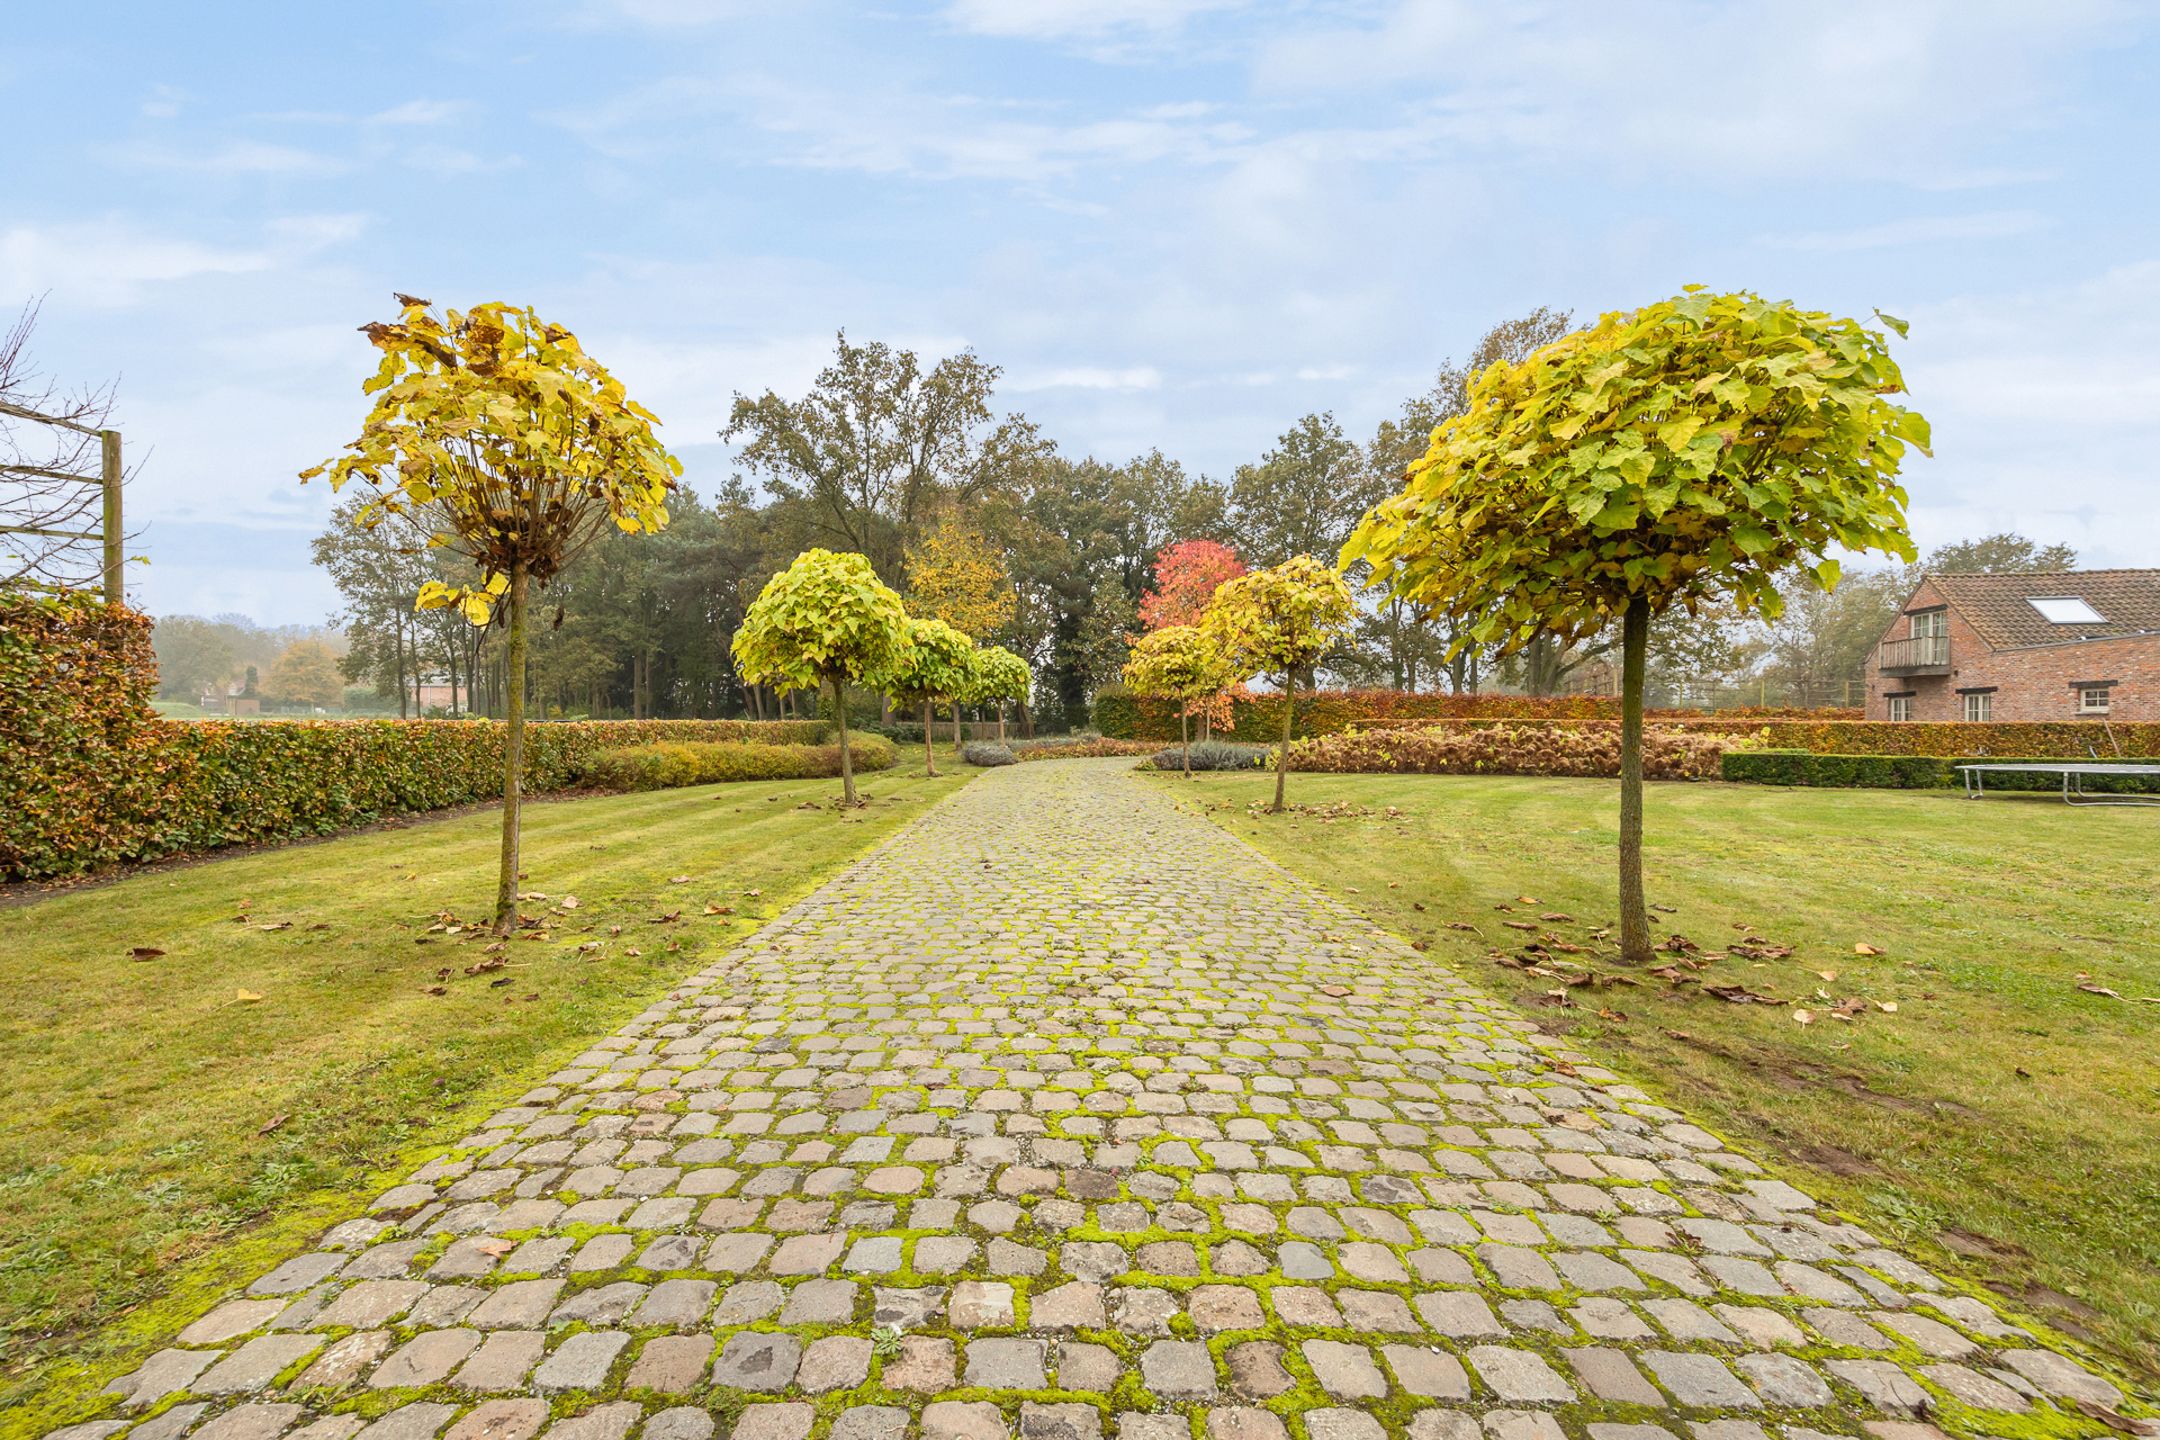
(0, 761, 970, 1429)
(1154, 770, 2160, 1390)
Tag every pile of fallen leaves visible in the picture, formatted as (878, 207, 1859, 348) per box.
(1450, 894, 1906, 1029)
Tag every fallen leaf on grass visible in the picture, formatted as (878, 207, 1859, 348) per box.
(1516, 894, 1539, 904)
(1539, 912, 1573, 923)
(235, 988, 263, 1003)
(704, 904, 734, 916)
(669, 875, 692, 884)
(559, 895, 580, 910)
(2077, 982, 2124, 999)
(1703, 982, 1780, 1004)
(423, 985, 446, 996)
(258, 1114, 287, 1135)
(1502, 920, 1538, 932)
(130, 946, 165, 961)
(1853, 942, 1883, 956)
(1597, 1008, 1628, 1022)
(1816, 970, 1839, 982)
(1445, 921, 1478, 933)
(1877, 1001, 1898, 1013)
(1411, 901, 1427, 912)
(1793, 1009, 1814, 1025)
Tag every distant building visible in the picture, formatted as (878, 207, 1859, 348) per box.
(414, 674, 471, 712)
(1866, 570, 2160, 722)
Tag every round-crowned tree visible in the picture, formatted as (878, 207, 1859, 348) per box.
(731, 548, 910, 806)
(1121, 625, 1231, 778)
(969, 645, 1033, 743)
(1343, 286, 1928, 963)
(303, 297, 679, 933)
(885, 617, 976, 777)
(1203, 556, 1355, 812)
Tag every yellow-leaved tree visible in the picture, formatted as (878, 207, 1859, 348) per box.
(1203, 556, 1355, 812)
(905, 524, 1016, 638)
(304, 296, 681, 933)
(1345, 287, 1927, 962)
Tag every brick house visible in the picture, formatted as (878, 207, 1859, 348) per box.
(1865, 569, 2160, 722)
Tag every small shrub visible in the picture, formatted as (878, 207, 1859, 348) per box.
(579, 736, 896, 792)
(1150, 740, 1270, 772)
(963, 742, 1017, 767)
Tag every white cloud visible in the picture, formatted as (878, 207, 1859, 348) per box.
(555, 75, 1253, 182)
(1252, 1, 2123, 182)
(368, 99, 462, 126)
(1763, 211, 2048, 253)
(1896, 260, 2160, 567)
(944, 0, 1247, 43)
(1006, 365, 1163, 393)
(110, 139, 344, 175)
(0, 221, 268, 307)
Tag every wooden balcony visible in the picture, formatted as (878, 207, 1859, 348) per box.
(1878, 635, 1950, 674)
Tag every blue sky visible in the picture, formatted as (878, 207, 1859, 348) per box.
(5, 0, 2157, 624)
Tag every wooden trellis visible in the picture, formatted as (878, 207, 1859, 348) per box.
(0, 397, 123, 604)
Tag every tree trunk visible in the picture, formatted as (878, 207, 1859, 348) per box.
(998, 704, 1007, 744)
(394, 611, 409, 719)
(494, 563, 530, 936)
(1271, 675, 1294, 812)
(1180, 710, 1191, 778)
(952, 700, 962, 751)
(832, 675, 856, 806)
(922, 701, 937, 776)
(1618, 595, 1651, 964)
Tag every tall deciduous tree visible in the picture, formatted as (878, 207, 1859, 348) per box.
(885, 617, 976, 776)
(1346, 287, 1928, 962)
(722, 333, 1045, 583)
(264, 639, 345, 709)
(1927, 531, 2078, 574)
(1138, 539, 1245, 631)
(1228, 413, 1377, 567)
(1204, 556, 1355, 812)
(304, 296, 681, 933)
(731, 548, 910, 806)
(1122, 625, 1231, 777)
(905, 523, 1017, 639)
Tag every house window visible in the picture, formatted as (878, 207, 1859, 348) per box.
(1911, 610, 1947, 639)
(1887, 696, 1912, 722)
(1962, 691, 1993, 722)
(2078, 686, 2113, 714)
(2029, 596, 2105, 624)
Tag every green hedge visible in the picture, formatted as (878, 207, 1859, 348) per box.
(1722, 749, 2160, 793)
(579, 736, 896, 791)
(1743, 720, 2160, 757)
(0, 599, 838, 883)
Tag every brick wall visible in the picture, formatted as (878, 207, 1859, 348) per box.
(1866, 578, 2160, 722)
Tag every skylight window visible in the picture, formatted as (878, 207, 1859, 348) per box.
(2028, 596, 2105, 624)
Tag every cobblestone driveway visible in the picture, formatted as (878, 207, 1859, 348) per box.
(69, 760, 2137, 1440)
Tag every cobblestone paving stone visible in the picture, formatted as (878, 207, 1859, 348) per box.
(67, 759, 2143, 1440)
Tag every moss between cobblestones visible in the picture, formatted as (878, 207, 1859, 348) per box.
(3, 768, 972, 1434)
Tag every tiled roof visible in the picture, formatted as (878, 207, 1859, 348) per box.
(1926, 568, 2160, 650)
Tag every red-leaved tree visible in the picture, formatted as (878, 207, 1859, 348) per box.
(1138, 540, 1245, 631)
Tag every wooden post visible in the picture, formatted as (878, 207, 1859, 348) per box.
(100, 429, 123, 606)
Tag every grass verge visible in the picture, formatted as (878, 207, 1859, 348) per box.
(1, 761, 969, 1428)
(1154, 769, 2160, 1389)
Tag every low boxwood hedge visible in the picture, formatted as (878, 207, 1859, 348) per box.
(1722, 749, 2160, 793)
(578, 736, 897, 792)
